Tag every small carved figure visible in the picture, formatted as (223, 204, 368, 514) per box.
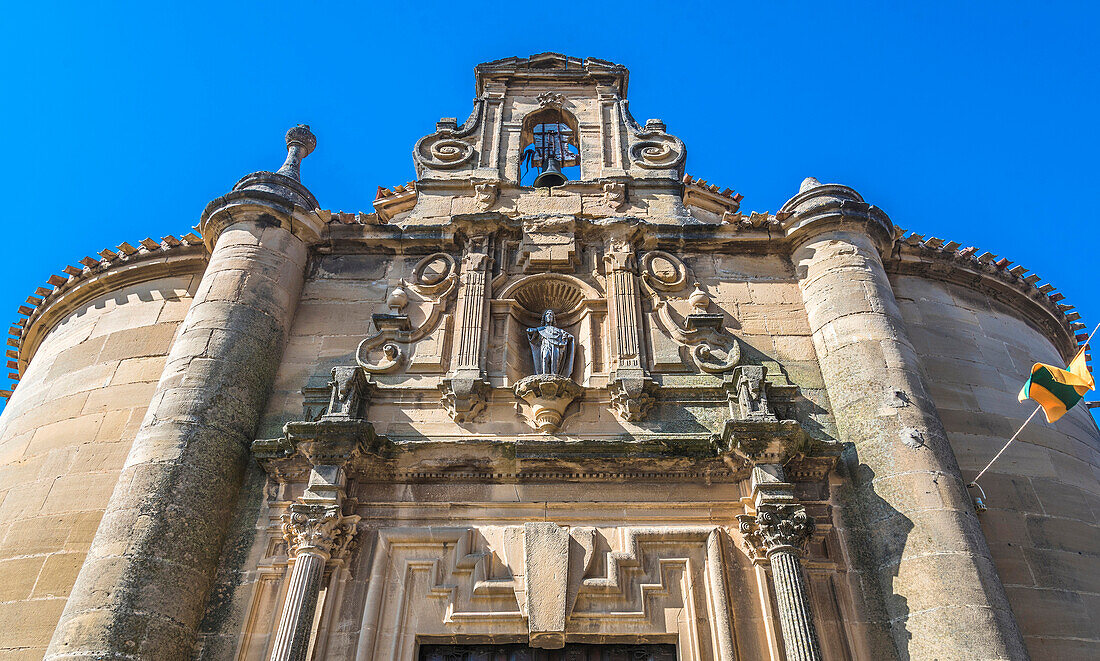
(527, 309, 575, 377)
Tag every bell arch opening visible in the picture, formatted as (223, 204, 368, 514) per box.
(519, 106, 580, 187)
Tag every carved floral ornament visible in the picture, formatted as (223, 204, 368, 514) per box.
(736, 504, 816, 564)
(281, 503, 360, 560)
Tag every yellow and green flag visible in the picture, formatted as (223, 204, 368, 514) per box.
(1018, 348, 1095, 423)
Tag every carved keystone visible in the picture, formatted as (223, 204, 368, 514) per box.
(524, 522, 569, 649)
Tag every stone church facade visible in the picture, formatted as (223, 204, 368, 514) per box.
(0, 54, 1096, 660)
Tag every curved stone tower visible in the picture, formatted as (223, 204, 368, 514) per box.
(0, 54, 1094, 660)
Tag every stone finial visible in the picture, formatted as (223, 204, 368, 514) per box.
(799, 176, 822, 193)
(277, 124, 317, 181)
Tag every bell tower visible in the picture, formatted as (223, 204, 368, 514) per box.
(408, 53, 687, 222)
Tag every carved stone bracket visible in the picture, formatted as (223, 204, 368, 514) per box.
(474, 181, 499, 210)
(607, 373, 656, 422)
(602, 181, 627, 210)
(441, 375, 490, 423)
(731, 364, 775, 421)
(324, 366, 371, 420)
(513, 374, 583, 432)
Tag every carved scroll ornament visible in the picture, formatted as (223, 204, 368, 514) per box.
(620, 108, 686, 172)
(356, 252, 457, 374)
(412, 105, 484, 174)
(640, 251, 741, 374)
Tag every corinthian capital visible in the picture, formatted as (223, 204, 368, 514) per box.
(281, 503, 360, 561)
(736, 504, 815, 564)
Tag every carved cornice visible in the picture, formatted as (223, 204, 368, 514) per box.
(198, 174, 325, 251)
(373, 181, 417, 223)
(474, 53, 629, 97)
(681, 175, 743, 218)
(885, 229, 1082, 361)
(253, 418, 391, 483)
(779, 178, 894, 253)
(7, 237, 208, 394)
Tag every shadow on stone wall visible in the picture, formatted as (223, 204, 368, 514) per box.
(835, 451, 914, 661)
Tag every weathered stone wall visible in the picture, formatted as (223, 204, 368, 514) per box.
(0, 274, 198, 659)
(894, 274, 1100, 658)
(257, 252, 393, 439)
(256, 248, 833, 443)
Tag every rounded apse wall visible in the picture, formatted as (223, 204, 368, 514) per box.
(893, 274, 1100, 658)
(0, 268, 202, 658)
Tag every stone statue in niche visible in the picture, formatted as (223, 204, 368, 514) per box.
(514, 309, 582, 432)
(527, 309, 574, 377)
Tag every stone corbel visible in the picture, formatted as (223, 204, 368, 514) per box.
(441, 375, 490, 423)
(607, 373, 656, 422)
(731, 364, 775, 422)
(474, 181, 499, 210)
(602, 181, 627, 210)
(324, 366, 371, 420)
(513, 374, 584, 432)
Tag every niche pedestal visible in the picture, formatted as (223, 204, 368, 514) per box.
(513, 374, 583, 432)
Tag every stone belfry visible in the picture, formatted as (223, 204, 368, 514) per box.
(1, 53, 1095, 660)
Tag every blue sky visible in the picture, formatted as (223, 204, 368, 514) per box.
(1, 1, 1097, 417)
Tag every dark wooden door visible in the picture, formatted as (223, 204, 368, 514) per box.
(418, 644, 676, 661)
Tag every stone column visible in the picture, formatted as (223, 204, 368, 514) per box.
(46, 127, 324, 660)
(267, 370, 365, 660)
(781, 179, 1028, 659)
(270, 504, 357, 661)
(738, 466, 821, 661)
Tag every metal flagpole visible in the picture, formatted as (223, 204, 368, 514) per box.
(968, 321, 1099, 511)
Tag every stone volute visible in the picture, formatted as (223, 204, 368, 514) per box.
(198, 124, 327, 251)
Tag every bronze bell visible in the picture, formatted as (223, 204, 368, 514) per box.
(533, 155, 567, 189)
